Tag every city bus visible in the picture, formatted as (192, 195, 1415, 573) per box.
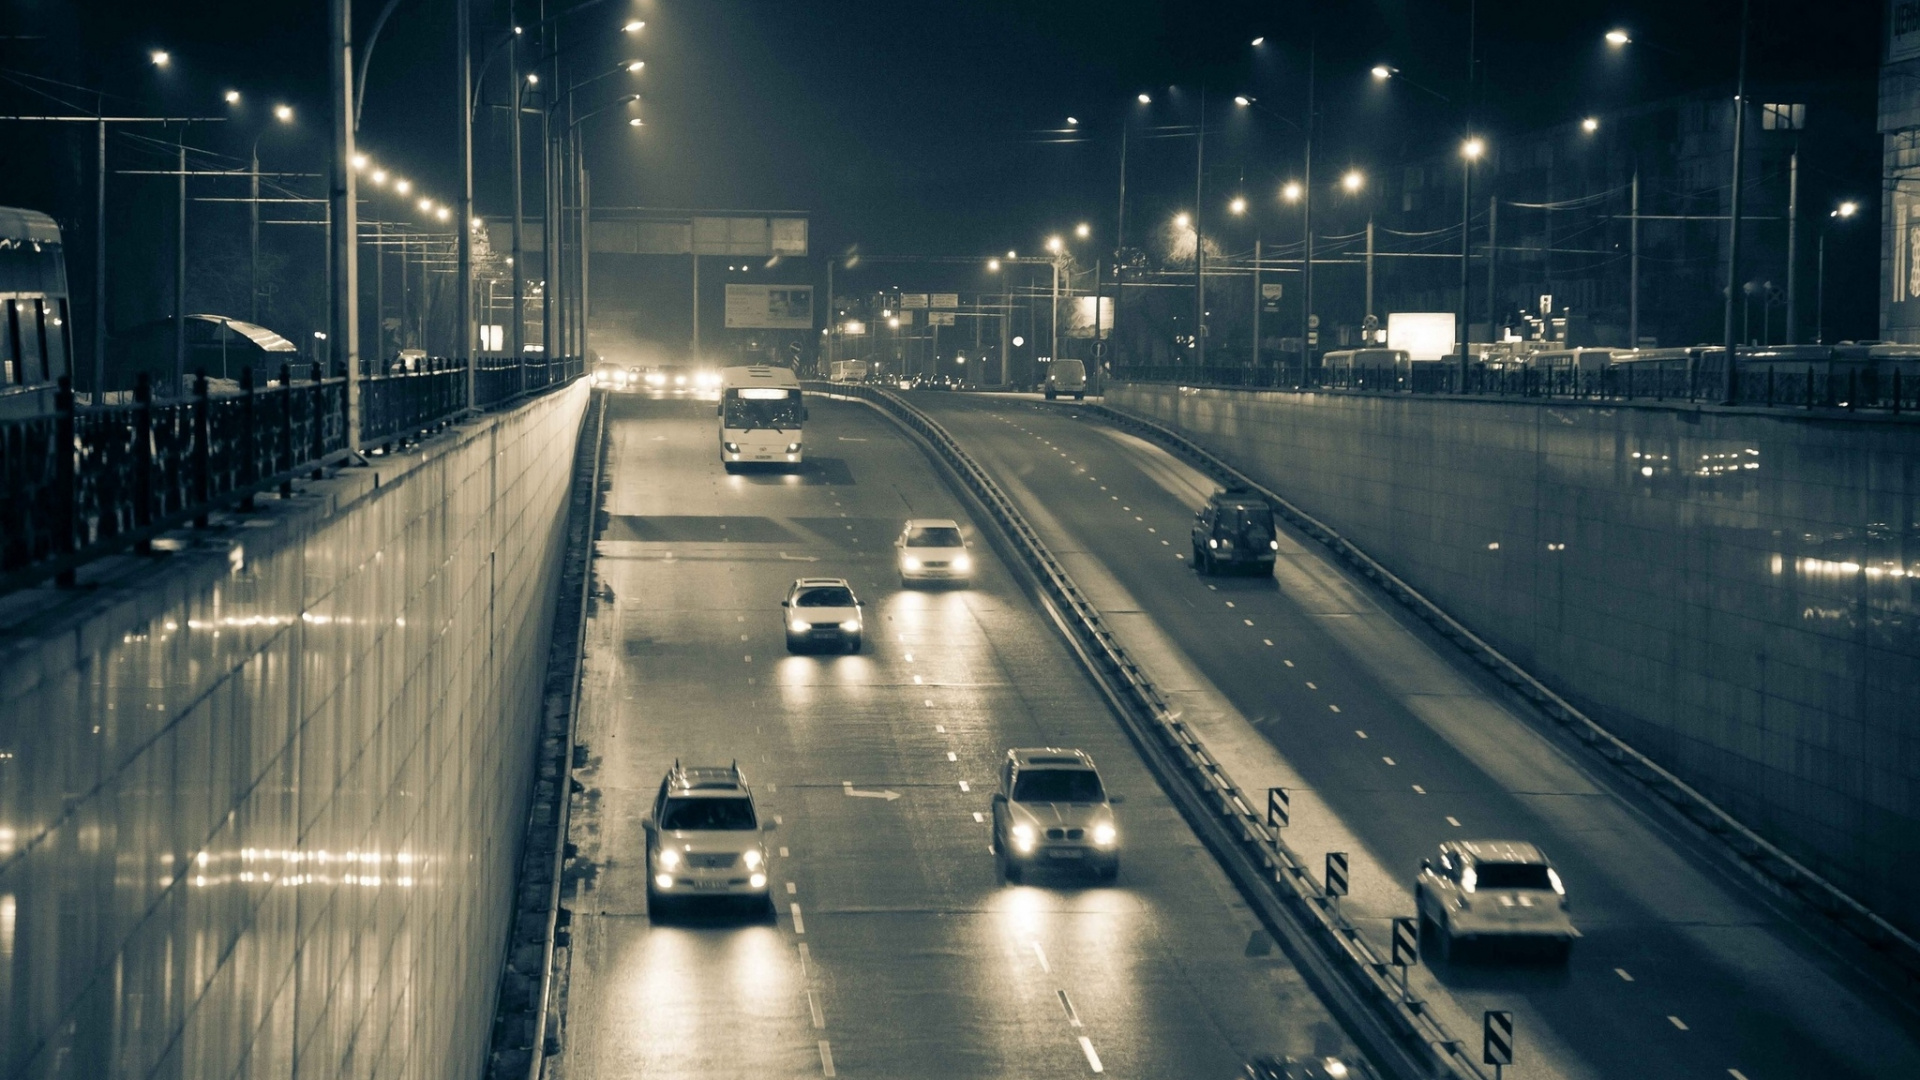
(0, 206, 73, 418)
(829, 359, 868, 383)
(719, 365, 806, 471)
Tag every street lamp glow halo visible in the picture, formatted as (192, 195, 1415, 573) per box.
(1836, 201, 1859, 218)
(1229, 196, 1247, 215)
(1342, 170, 1364, 192)
(1251, 36, 1264, 46)
(1462, 137, 1486, 160)
(151, 50, 170, 67)
(1371, 65, 1392, 81)
(274, 104, 294, 122)
(1075, 222, 1090, 238)
(224, 90, 241, 104)
(1281, 181, 1303, 203)
(1234, 95, 1252, 107)
(1137, 93, 1151, 104)
(1606, 29, 1631, 46)
(1174, 212, 1190, 229)
(624, 20, 644, 32)
(1582, 116, 1599, 133)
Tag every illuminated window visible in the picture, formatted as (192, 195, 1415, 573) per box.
(1760, 103, 1804, 130)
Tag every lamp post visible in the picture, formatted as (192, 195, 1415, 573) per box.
(1459, 137, 1485, 388)
(1817, 201, 1858, 344)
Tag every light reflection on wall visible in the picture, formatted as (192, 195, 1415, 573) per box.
(182, 847, 425, 890)
(1772, 555, 1916, 580)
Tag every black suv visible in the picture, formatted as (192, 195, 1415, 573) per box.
(1190, 488, 1279, 575)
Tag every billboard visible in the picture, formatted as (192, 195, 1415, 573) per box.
(1068, 296, 1114, 338)
(725, 284, 814, 329)
(1386, 312, 1457, 362)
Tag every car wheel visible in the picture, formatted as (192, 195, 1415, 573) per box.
(1191, 544, 1206, 572)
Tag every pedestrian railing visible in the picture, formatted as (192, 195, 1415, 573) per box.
(1117, 357, 1920, 414)
(1, 355, 583, 595)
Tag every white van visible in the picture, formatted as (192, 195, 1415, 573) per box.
(1044, 358, 1087, 400)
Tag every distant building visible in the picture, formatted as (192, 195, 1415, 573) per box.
(1882, 0, 1920, 342)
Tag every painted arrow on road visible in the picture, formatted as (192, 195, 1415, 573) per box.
(842, 781, 901, 801)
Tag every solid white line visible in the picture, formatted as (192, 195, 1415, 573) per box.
(1031, 940, 1051, 973)
(1616, 967, 1635, 982)
(1078, 1036, 1104, 1073)
(791, 903, 806, 934)
(808, 989, 826, 1028)
(959, 780, 971, 792)
(819, 1039, 836, 1077)
(1668, 1015, 1689, 1031)
(1445, 817, 1462, 828)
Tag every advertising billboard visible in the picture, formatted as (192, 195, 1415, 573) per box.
(724, 284, 814, 329)
(1068, 296, 1114, 338)
(1386, 312, 1457, 362)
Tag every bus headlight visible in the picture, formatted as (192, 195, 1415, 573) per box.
(787, 443, 802, 453)
(724, 442, 741, 453)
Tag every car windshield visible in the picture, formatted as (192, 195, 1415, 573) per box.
(1219, 505, 1275, 537)
(795, 586, 855, 607)
(1013, 769, 1105, 803)
(660, 796, 757, 831)
(724, 389, 802, 430)
(1474, 862, 1554, 890)
(905, 526, 963, 548)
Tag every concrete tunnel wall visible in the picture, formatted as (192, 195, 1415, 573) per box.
(0, 381, 588, 1080)
(1108, 383, 1920, 936)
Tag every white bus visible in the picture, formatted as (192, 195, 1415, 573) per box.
(719, 365, 806, 471)
(829, 359, 868, 383)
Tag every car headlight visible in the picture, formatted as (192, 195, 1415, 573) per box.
(647, 373, 665, 385)
(1548, 867, 1565, 896)
(1207, 538, 1218, 549)
(1270, 539, 1280, 550)
(839, 619, 861, 632)
(657, 847, 680, 869)
(790, 618, 808, 633)
(724, 442, 741, 453)
(655, 873, 673, 889)
(1460, 865, 1477, 894)
(902, 556, 921, 571)
(1011, 823, 1036, 853)
(952, 554, 972, 572)
(744, 848, 764, 870)
(1092, 822, 1117, 847)
(749, 872, 767, 889)
(787, 443, 802, 453)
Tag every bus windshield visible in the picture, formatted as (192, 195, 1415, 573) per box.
(723, 389, 802, 431)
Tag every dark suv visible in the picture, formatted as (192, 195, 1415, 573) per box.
(1191, 488, 1279, 575)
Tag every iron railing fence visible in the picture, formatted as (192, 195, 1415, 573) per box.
(1, 355, 583, 594)
(1116, 360, 1919, 414)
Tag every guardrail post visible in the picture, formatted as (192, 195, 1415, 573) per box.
(279, 363, 295, 497)
(193, 370, 211, 528)
(239, 366, 257, 512)
(134, 373, 154, 554)
(54, 377, 77, 588)
(310, 361, 326, 477)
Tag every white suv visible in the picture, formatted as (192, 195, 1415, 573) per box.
(896, 518, 972, 585)
(991, 748, 1119, 883)
(782, 578, 865, 653)
(643, 762, 774, 917)
(1415, 839, 1574, 963)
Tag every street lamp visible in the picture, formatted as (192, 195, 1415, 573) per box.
(1370, 64, 1391, 80)
(1137, 93, 1151, 104)
(1341, 169, 1363, 193)
(988, 258, 1001, 272)
(1046, 235, 1064, 254)
(151, 50, 170, 67)
(624, 20, 644, 32)
(1281, 181, 1302, 203)
(1174, 212, 1190, 229)
(1605, 28, 1631, 46)
(1581, 116, 1599, 133)
(1067, 116, 1079, 126)
(1229, 196, 1247, 215)
(274, 103, 294, 122)
(224, 89, 241, 104)
(1816, 201, 1859, 344)
(395, 178, 412, 194)
(1076, 222, 1090, 238)
(1459, 137, 1485, 385)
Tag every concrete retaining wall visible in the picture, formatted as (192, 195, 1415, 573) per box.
(1109, 383, 1920, 934)
(0, 381, 588, 1080)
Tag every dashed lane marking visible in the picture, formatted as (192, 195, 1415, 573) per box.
(1446, 817, 1462, 828)
(1058, 989, 1083, 1027)
(1078, 1036, 1104, 1073)
(1031, 941, 1051, 973)
(819, 1040, 836, 1077)
(1382, 757, 1396, 766)
(1305, 682, 1317, 690)
(1616, 968, 1635, 982)
(1243, 618, 1254, 626)
(780, 846, 790, 857)
(790, 903, 806, 934)
(1263, 639, 1274, 646)
(808, 990, 825, 1029)
(1412, 785, 1426, 794)
(1329, 705, 1341, 713)
(786, 882, 797, 894)
(936, 724, 946, 733)
(1283, 659, 1294, 667)
(1668, 1016, 1689, 1031)
(959, 780, 971, 791)
(973, 812, 985, 823)
(1356, 730, 1368, 739)
(947, 751, 958, 762)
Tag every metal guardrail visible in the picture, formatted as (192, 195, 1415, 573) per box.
(1067, 397, 1920, 986)
(1116, 361, 1920, 413)
(0, 355, 583, 595)
(807, 381, 1485, 1080)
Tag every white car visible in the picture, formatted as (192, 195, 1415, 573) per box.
(1415, 840, 1574, 963)
(896, 518, 972, 585)
(643, 762, 775, 917)
(991, 748, 1119, 883)
(782, 578, 865, 653)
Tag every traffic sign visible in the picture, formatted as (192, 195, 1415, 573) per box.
(902, 293, 929, 309)
(1307, 313, 1320, 329)
(929, 311, 956, 326)
(1266, 787, 1290, 829)
(932, 292, 960, 308)
(1325, 852, 1349, 897)
(1391, 917, 1418, 967)
(1483, 1010, 1514, 1067)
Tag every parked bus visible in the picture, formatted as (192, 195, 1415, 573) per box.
(829, 359, 868, 383)
(0, 206, 73, 418)
(719, 365, 806, 471)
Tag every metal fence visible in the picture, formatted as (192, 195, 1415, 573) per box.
(1116, 360, 1920, 414)
(1, 355, 582, 594)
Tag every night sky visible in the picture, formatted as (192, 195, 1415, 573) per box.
(0, 0, 1888, 337)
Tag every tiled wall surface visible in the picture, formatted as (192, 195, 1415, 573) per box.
(1112, 384, 1920, 934)
(0, 382, 587, 1080)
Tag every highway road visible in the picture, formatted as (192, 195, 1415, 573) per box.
(907, 391, 1920, 1080)
(552, 391, 1358, 1080)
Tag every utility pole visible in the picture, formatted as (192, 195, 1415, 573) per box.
(1722, 0, 1750, 401)
(691, 253, 700, 359)
(1459, 151, 1472, 388)
(1301, 40, 1316, 384)
(1194, 87, 1206, 367)
(1364, 216, 1375, 325)
(1486, 196, 1497, 344)
(175, 139, 186, 396)
(1251, 236, 1261, 371)
(1785, 147, 1799, 342)
(1115, 118, 1128, 368)
(330, 0, 361, 443)
(1629, 170, 1640, 347)
(94, 113, 106, 399)
(1051, 257, 1061, 364)
(456, 0, 474, 402)
(510, 25, 525, 388)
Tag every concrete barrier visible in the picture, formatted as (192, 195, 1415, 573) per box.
(1107, 382, 1920, 941)
(0, 381, 588, 1079)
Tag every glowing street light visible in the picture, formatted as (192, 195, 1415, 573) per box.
(988, 258, 1001, 271)
(624, 20, 644, 32)
(1137, 93, 1151, 104)
(1605, 28, 1631, 46)
(627, 60, 645, 72)
(273, 104, 294, 122)
(224, 89, 241, 105)
(1461, 137, 1485, 160)
(435, 206, 451, 222)
(526, 73, 539, 86)
(1046, 235, 1064, 254)
(1251, 36, 1265, 46)
(1281, 180, 1303, 203)
(351, 153, 369, 170)
(1173, 212, 1190, 229)
(1371, 65, 1393, 81)
(1066, 116, 1079, 126)
(1075, 222, 1090, 238)
(1582, 116, 1599, 133)
(1229, 195, 1247, 215)
(394, 178, 412, 194)
(418, 198, 433, 213)
(1234, 95, 1253, 107)
(1341, 169, 1364, 193)
(1834, 200, 1859, 219)
(151, 50, 170, 67)
(1006, 249, 1017, 259)
(370, 169, 388, 186)
(628, 118, 644, 127)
